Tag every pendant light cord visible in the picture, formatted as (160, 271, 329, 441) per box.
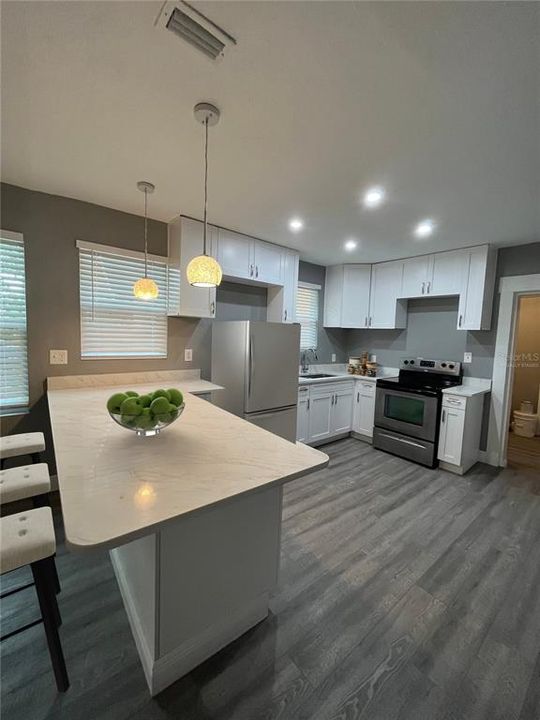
(203, 117, 209, 256)
(144, 187, 148, 278)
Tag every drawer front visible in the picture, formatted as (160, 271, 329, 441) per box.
(442, 394, 467, 410)
(298, 386, 310, 398)
(310, 381, 353, 397)
(356, 381, 376, 397)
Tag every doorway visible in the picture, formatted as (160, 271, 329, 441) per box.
(506, 294, 540, 471)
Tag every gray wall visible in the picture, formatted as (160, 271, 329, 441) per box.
(0, 184, 265, 467)
(346, 242, 540, 378)
(298, 260, 348, 364)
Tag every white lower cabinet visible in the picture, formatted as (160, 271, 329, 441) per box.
(437, 392, 485, 474)
(297, 382, 354, 445)
(352, 381, 376, 438)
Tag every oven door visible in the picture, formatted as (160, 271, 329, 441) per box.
(374, 387, 439, 442)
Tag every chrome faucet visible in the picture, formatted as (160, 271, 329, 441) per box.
(300, 349, 318, 374)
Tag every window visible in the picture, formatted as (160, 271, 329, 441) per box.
(78, 241, 168, 358)
(296, 283, 320, 350)
(0, 231, 29, 411)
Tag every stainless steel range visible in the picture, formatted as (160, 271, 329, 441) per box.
(373, 358, 463, 468)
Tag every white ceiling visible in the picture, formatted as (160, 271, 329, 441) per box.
(2, 1, 539, 265)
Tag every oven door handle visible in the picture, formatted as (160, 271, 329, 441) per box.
(377, 433, 427, 450)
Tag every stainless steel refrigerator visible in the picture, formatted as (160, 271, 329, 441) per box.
(211, 321, 300, 442)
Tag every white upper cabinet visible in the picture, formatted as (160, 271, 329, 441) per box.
(267, 249, 299, 324)
(251, 240, 283, 285)
(215, 228, 252, 280)
(430, 249, 468, 297)
(401, 256, 432, 298)
(369, 261, 407, 329)
(167, 216, 216, 319)
(458, 245, 497, 330)
(323, 264, 371, 328)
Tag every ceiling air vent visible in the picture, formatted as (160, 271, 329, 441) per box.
(156, 1, 236, 61)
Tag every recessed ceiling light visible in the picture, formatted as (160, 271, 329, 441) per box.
(363, 186, 385, 209)
(414, 219, 436, 238)
(288, 217, 304, 232)
(344, 239, 358, 251)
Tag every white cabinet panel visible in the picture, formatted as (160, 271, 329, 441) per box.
(341, 265, 372, 329)
(402, 256, 432, 298)
(352, 382, 376, 437)
(369, 261, 407, 329)
(331, 385, 353, 434)
(251, 241, 283, 285)
(308, 392, 332, 444)
(430, 250, 467, 297)
(215, 228, 252, 280)
(460, 245, 497, 330)
(296, 388, 310, 442)
(323, 266, 343, 327)
(437, 407, 465, 464)
(167, 217, 216, 319)
(268, 250, 299, 323)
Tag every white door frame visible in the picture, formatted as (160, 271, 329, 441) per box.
(487, 273, 540, 466)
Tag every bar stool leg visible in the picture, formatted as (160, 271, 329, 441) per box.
(31, 559, 69, 692)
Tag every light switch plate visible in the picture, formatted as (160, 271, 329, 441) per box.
(331, 353, 336, 362)
(463, 352, 472, 364)
(50, 349, 68, 365)
(184, 348, 193, 362)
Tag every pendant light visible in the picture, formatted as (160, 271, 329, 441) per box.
(133, 181, 160, 300)
(186, 103, 223, 288)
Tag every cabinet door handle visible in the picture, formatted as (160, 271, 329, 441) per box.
(369, 316, 372, 327)
(331, 394, 334, 405)
(284, 309, 287, 321)
(365, 316, 368, 327)
(210, 301, 215, 315)
(256, 265, 259, 278)
(307, 398, 310, 410)
(458, 314, 463, 328)
(357, 391, 360, 402)
(427, 281, 431, 294)
(442, 410, 446, 423)
(249, 264, 253, 277)
(421, 282, 425, 295)
(335, 394, 338, 405)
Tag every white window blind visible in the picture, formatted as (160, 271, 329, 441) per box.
(296, 284, 319, 350)
(79, 243, 168, 358)
(0, 232, 29, 410)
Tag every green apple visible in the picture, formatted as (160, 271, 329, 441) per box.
(125, 390, 139, 397)
(152, 389, 171, 402)
(137, 394, 152, 408)
(120, 397, 143, 416)
(167, 388, 183, 407)
(136, 408, 154, 430)
(120, 414, 138, 427)
(107, 392, 128, 414)
(150, 396, 170, 416)
(168, 403, 179, 420)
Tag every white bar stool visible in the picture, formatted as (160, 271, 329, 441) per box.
(0, 507, 69, 692)
(0, 432, 46, 470)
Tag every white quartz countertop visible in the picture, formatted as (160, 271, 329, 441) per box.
(441, 378, 492, 397)
(298, 365, 399, 386)
(48, 379, 328, 552)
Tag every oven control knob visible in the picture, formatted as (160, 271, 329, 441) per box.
(403, 360, 409, 365)
(410, 360, 415, 365)
(441, 362, 447, 368)
(449, 364, 455, 369)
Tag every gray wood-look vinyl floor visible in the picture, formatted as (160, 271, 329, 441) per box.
(1, 438, 540, 720)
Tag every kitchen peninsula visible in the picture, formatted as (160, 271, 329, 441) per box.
(47, 370, 328, 695)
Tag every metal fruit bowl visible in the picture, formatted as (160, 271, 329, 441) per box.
(108, 403, 185, 437)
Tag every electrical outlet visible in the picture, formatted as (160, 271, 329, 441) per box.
(463, 352, 472, 364)
(331, 353, 336, 362)
(184, 348, 193, 362)
(371, 354, 377, 363)
(50, 349, 68, 365)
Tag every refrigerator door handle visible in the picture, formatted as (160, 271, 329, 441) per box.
(248, 335, 254, 399)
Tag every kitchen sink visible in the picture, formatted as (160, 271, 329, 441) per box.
(299, 373, 336, 379)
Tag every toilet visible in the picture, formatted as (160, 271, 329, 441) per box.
(512, 401, 538, 438)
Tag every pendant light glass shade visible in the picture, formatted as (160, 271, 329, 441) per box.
(133, 276, 160, 299)
(188, 103, 223, 288)
(133, 181, 159, 300)
(186, 254, 223, 288)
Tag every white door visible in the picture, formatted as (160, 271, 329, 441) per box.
(430, 250, 467, 297)
(401, 256, 432, 298)
(331, 386, 354, 434)
(296, 388, 310, 442)
(460, 247, 487, 330)
(437, 407, 465, 464)
(215, 228, 252, 280)
(341, 265, 372, 329)
(308, 392, 332, 443)
(353, 382, 376, 437)
(251, 240, 283, 285)
(323, 266, 344, 327)
(282, 251, 299, 323)
(369, 261, 404, 328)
